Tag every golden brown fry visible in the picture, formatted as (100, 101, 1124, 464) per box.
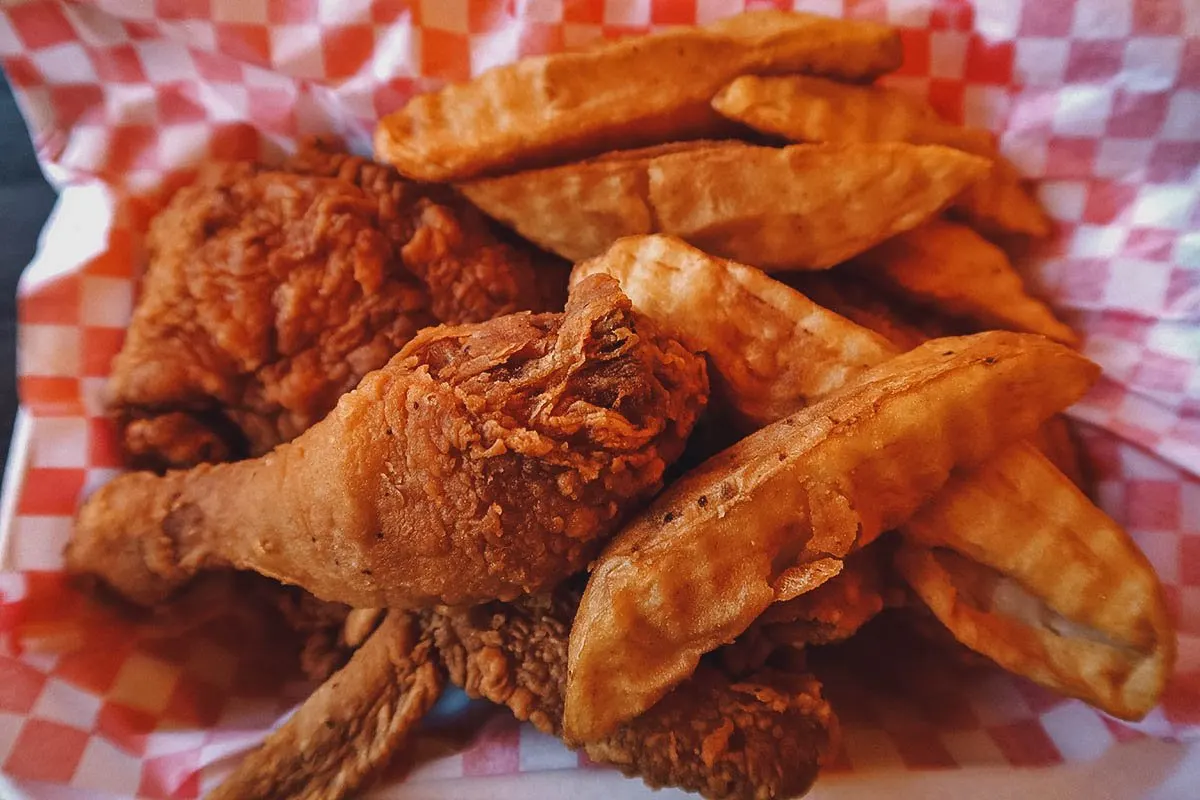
(846, 220, 1078, 345)
(427, 583, 840, 800)
(210, 612, 443, 800)
(375, 12, 901, 181)
(462, 142, 989, 269)
(713, 73, 990, 151)
(711, 74, 1051, 237)
(572, 235, 895, 428)
(895, 444, 1175, 720)
(565, 332, 1098, 742)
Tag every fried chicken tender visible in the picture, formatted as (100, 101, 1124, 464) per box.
(210, 612, 443, 800)
(426, 584, 838, 800)
(69, 276, 708, 608)
(110, 141, 547, 470)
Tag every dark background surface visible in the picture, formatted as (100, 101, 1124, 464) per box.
(0, 74, 58, 481)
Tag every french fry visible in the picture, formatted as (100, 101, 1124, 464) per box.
(895, 444, 1175, 720)
(846, 220, 1078, 345)
(712, 74, 1051, 237)
(565, 331, 1098, 742)
(375, 12, 901, 181)
(462, 142, 989, 268)
(571, 236, 895, 428)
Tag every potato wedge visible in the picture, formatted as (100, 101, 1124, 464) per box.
(375, 12, 901, 181)
(462, 142, 989, 268)
(713, 73, 990, 151)
(954, 158, 1052, 239)
(895, 444, 1175, 720)
(847, 220, 1078, 345)
(580, 237, 1170, 727)
(564, 332, 1098, 742)
(712, 74, 1050, 237)
(571, 236, 895, 428)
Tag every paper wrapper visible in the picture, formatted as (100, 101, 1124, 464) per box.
(0, 0, 1196, 797)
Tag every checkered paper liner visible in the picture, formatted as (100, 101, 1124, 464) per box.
(0, 0, 1197, 796)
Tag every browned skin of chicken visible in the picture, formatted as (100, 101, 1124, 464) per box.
(110, 140, 549, 471)
(68, 276, 709, 608)
(426, 582, 838, 800)
(209, 611, 443, 800)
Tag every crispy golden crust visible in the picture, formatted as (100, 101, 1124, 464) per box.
(110, 142, 547, 470)
(566, 332, 1097, 742)
(375, 11, 900, 181)
(461, 142, 989, 269)
(713, 74, 992, 152)
(427, 584, 838, 800)
(896, 444, 1175, 720)
(68, 276, 708, 608)
(711, 74, 1050, 237)
(590, 666, 836, 800)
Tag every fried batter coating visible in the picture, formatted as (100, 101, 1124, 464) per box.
(111, 141, 546, 470)
(426, 584, 837, 800)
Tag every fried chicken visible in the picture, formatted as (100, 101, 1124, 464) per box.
(426, 581, 839, 800)
(110, 140, 549, 471)
(216, 579, 834, 800)
(69, 276, 709, 608)
(210, 611, 443, 800)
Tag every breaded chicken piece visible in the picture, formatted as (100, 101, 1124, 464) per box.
(110, 141, 547, 470)
(69, 276, 709, 608)
(426, 582, 838, 800)
(215, 580, 834, 800)
(210, 611, 443, 800)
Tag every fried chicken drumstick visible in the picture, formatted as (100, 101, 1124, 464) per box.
(110, 140, 553, 470)
(68, 275, 708, 608)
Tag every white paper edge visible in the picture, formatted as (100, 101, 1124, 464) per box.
(0, 408, 34, 572)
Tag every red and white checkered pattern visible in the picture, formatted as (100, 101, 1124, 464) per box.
(0, 0, 1197, 796)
